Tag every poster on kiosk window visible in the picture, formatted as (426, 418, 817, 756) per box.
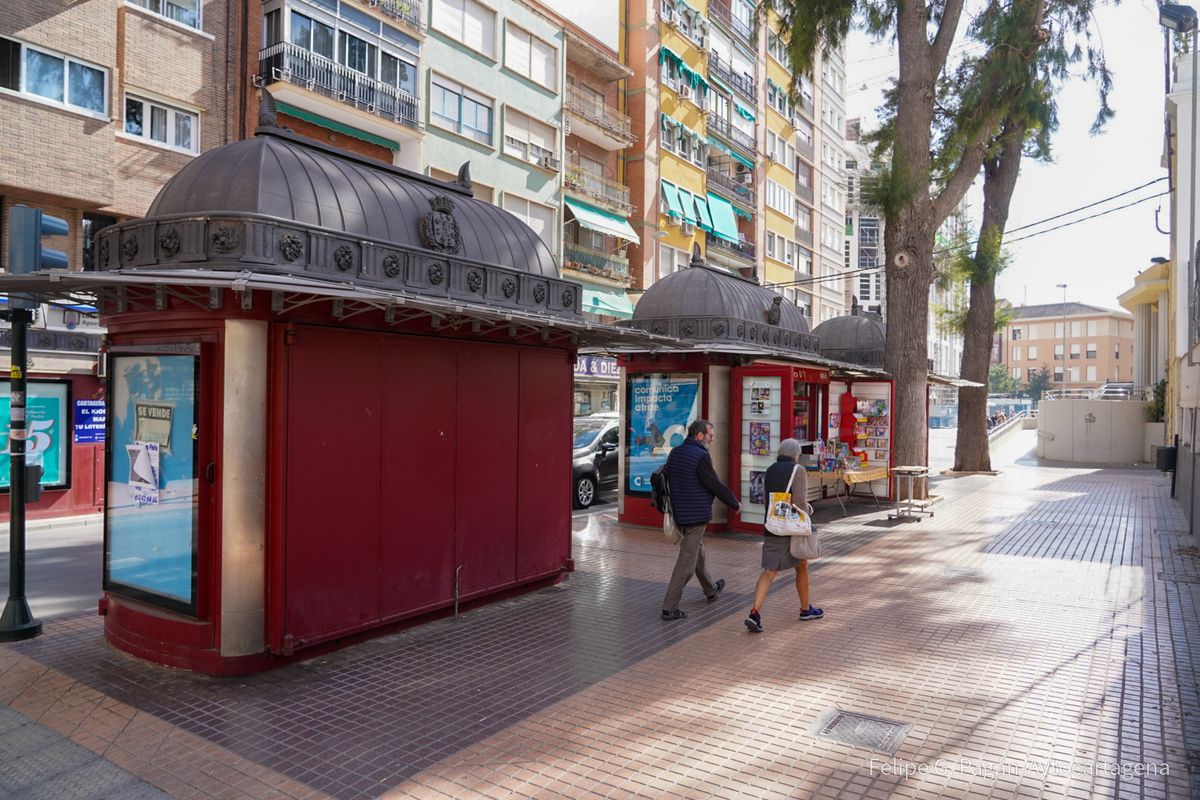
(626, 373, 701, 493)
(105, 353, 200, 615)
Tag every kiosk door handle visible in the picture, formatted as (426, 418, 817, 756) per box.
(205, 462, 216, 484)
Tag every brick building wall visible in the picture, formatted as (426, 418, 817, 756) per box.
(1, 0, 242, 271)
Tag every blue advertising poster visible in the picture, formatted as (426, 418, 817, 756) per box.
(74, 399, 106, 443)
(0, 382, 69, 488)
(627, 373, 701, 492)
(106, 355, 198, 609)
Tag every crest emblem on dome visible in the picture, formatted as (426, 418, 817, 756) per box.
(420, 195, 463, 254)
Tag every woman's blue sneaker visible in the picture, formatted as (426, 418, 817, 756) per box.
(745, 611, 763, 633)
(799, 605, 824, 621)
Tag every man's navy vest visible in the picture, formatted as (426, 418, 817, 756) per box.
(666, 438, 716, 526)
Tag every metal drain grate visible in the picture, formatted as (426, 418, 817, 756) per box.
(810, 708, 911, 754)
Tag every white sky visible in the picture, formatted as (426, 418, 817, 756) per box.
(844, 0, 1171, 311)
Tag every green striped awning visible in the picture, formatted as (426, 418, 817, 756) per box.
(707, 136, 755, 170)
(676, 187, 698, 224)
(276, 102, 399, 151)
(705, 193, 740, 243)
(693, 194, 714, 231)
(661, 180, 685, 218)
(564, 198, 638, 243)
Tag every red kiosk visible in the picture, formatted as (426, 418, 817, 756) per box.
(0, 99, 656, 674)
(614, 257, 892, 532)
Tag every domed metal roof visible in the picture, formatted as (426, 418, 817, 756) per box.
(812, 313, 886, 367)
(89, 95, 583, 321)
(146, 129, 557, 278)
(624, 259, 818, 355)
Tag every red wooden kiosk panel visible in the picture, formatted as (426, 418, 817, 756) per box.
(380, 337, 459, 617)
(456, 342, 520, 597)
(283, 327, 383, 643)
(516, 349, 571, 580)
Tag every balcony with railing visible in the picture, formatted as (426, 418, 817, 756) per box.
(352, 0, 424, 33)
(259, 42, 421, 132)
(794, 226, 813, 247)
(563, 242, 632, 285)
(565, 84, 635, 150)
(707, 52, 756, 101)
(794, 179, 814, 204)
(564, 159, 634, 215)
(707, 113, 756, 156)
(706, 233, 755, 263)
(706, 168, 755, 209)
(708, 0, 755, 43)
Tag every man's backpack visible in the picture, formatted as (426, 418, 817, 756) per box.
(649, 464, 669, 512)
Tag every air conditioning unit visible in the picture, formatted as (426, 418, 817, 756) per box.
(737, 172, 753, 186)
(679, 222, 696, 236)
(678, 83, 693, 102)
(735, 161, 749, 174)
(538, 155, 560, 171)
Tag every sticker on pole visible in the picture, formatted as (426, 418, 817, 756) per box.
(9, 366, 21, 379)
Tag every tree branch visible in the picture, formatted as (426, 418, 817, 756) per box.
(931, 133, 991, 226)
(930, 0, 968, 77)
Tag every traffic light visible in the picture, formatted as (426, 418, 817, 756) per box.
(6, 205, 69, 310)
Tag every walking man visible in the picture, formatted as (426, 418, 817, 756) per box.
(661, 419, 740, 620)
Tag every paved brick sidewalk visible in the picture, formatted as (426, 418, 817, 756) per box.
(0, 429, 1197, 799)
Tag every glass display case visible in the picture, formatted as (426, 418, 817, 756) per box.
(729, 364, 830, 531)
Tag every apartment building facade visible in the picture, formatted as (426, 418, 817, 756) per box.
(1, 0, 244, 519)
(538, 3, 637, 322)
(996, 303, 1136, 391)
(622, 0, 849, 323)
(3, 0, 242, 270)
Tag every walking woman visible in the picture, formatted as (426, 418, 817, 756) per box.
(745, 438, 823, 633)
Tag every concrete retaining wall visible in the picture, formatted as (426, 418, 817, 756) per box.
(1036, 399, 1150, 463)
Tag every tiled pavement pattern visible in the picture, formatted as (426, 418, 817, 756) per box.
(0, 429, 1197, 799)
(0, 704, 170, 799)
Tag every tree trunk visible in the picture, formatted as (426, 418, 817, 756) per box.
(883, 200, 937, 497)
(882, 1, 942, 498)
(954, 122, 1027, 472)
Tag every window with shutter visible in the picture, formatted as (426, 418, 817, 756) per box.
(506, 26, 531, 76)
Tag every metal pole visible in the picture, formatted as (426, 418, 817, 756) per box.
(1061, 286, 1067, 395)
(0, 309, 42, 641)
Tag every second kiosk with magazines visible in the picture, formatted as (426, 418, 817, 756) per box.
(615, 251, 893, 533)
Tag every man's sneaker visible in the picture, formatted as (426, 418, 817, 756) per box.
(661, 609, 687, 620)
(744, 611, 763, 633)
(798, 605, 824, 621)
(706, 578, 726, 602)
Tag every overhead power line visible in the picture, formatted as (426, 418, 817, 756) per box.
(765, 177, 1169, 292)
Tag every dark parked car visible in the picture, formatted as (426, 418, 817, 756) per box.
(572, 413, 619, 509)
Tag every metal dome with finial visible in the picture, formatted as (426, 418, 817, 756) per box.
(89, 90, 583, 321)
(623, 246, 819, 355)
(812, 304, 886, 367)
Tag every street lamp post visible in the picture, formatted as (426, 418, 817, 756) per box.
(1161, 4, 1199, 359)
(1057, 283, 1067, 395)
